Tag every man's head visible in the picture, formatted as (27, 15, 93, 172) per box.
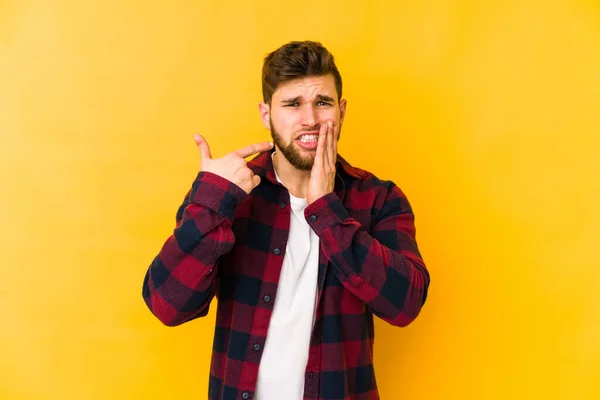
(258, 41, 346, 171)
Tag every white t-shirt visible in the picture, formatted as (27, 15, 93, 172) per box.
(254, 154, 320, 400)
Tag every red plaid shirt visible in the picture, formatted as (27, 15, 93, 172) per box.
(142, 149, 430, 400)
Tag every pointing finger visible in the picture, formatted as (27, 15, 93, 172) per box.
(233, 141, 274, 159)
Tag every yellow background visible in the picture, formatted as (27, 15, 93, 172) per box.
(1, 0, 599, 398)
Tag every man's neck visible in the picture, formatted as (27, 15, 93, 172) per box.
(273, 150, 311, 199)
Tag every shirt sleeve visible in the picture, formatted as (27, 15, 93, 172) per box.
(142, 171, 248, 326)
(304, 184, 430, 327)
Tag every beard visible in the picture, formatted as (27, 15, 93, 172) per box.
(269, 118, 341, 171)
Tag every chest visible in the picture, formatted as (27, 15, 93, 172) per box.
(220, 187, 374, 298)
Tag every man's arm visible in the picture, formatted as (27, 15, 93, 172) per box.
(142, 171, 248, 326)
(305, 183, 430, 327)
(142, 135, 273, 326)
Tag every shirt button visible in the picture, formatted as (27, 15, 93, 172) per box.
(308, 372, 315, 379)
(242, 392, 250, 400)
(309, 215, 317, 222)
(280, 202, 286, 209)
(253, 343, 262, 351)
(273, 248, 281, 255)
(263, 294, 272, 303)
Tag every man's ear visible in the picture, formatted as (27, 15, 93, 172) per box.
(339, 99, 347, 125)
(258, 102, 271, 130)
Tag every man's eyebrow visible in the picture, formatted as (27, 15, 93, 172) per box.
(281, 96, 301, 104)
(317, 94, 335, 102)
(281, 95, 336, 103)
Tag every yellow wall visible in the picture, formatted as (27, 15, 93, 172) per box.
(1, 0, 599, 398)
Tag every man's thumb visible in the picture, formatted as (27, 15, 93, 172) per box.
(194, 134, 212, 160)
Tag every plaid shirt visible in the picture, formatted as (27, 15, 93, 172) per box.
(142, 149, 430, 400)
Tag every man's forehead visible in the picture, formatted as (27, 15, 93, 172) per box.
(274, 75, 336, 99)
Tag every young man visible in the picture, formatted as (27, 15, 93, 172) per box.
(142, 41, 430, 400)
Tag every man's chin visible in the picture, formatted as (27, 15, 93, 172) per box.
(291, 155, 315, 171)
(277, 143, 316, 171)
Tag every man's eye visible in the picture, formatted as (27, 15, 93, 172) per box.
(285, 102, 299, 107)
(317, 101, 331, 106)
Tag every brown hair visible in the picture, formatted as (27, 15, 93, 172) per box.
(261, 40, 343, 105)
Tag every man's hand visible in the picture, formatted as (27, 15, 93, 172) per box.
(307, 120, 338, 205)
(194, 134, 274, 194)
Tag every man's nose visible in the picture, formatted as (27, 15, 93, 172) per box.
(300, 105, 318, 127)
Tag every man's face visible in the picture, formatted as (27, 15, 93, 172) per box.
(260, 74, 347, 171)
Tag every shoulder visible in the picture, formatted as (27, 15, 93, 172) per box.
(338, 155, 413, 216)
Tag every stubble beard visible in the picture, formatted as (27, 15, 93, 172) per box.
(269, 118, 342, 172)
(269, 118, 315, 171)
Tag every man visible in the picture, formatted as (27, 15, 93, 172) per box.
(142, 40, 430, 400)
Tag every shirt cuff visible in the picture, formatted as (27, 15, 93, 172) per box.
(190, 171, 248, 221)
(304, 192, 351, 234)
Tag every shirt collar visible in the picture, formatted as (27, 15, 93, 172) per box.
(248, 148, 361, 201)
(249, 148, 361, 181)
